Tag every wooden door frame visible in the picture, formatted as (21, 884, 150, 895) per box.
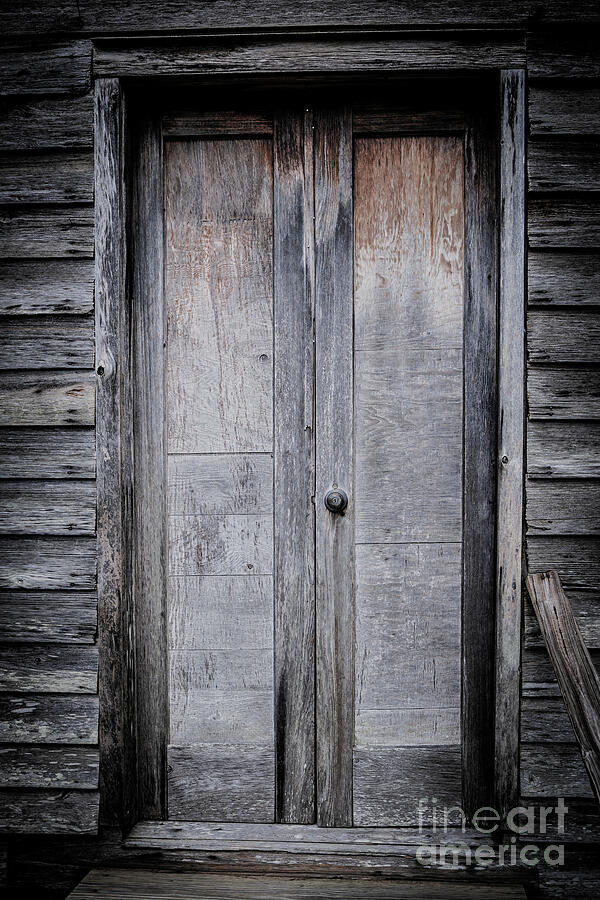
(94, 41, 525, 832)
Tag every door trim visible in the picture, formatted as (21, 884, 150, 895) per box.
(95, 67, 525, 831)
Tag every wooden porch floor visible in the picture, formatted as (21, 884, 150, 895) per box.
(68, 869, 528, 898)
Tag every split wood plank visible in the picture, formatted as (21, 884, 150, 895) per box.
(528, 422, 600, 479)
(529, 198, 600, 249)
(529, 86, 600, 136)
(0, 746, 98, 789)
(0, 151, 93, 204)
(0, 481, 95, 535)
(0, 643, 97, 692)
(0, 694, 98, 743)
(0, 260, 94, 315)
(0, 788, 99, 834)
(0, 428, 95, 479)
(0, 536, 96, 590)
(0, 94, 93, 150)
(0, 591, 97, 643)
(526, 571, 600, 804)
(0, 41, 91, 96)
(528, 142, 600, 192)
(527, 311, 600, 364)
(0, 206, 94, 258)
(0, 316, 94, 370)
(528, 251, 600, 307)
(527, 482, 600, 535)
(527, 369, 600, 420)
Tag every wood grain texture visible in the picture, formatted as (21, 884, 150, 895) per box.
(165, 138, 273, 454)
(526, 571, 600, 804)
(529, 198, 600, 248)
(527, 369, 600, 420)
(353, 747, 462, 827)
(524, 587, 600, 651)
(0, 746, 98, 789)
(0, 481, 95, 535)
(168, 744, 274, 822)
(168, 454, 272, 515)
(527, 421, 600, 479)
(528, 251, 600, 306)
(169, 515, 273, 576)
(0, 789, 99, 834)
(0, 151, 93, 204)
(163, 110, 273, 137)
(0, 429, 95, 479)
(495, 68, 525, 817)
(521, 744, 593, 798)
(94, 38, 525, 79)
(0, 206, 94, 258)
(0, 260, 94, 315)
(0, 372, 94, 426)
(0, 41, 91, 95)
(521, 695, 577, 742)
(314, 106, 353, 827)
(0, 536, 96, 590)
(355, 708, 460, 748)
(0, 694, 98, 743)
(529, 86, 600, 136)
(529, 30, 600, 78)
(527, 539, 600, 592)
(0, 643, 97, 692)
(528, 142, 600, 192)
(527, 311, 600, 363)
(0, 316, 94, 370)
(273, 108, 315, 824)
(527, 482, 600, 535)
(0, 591, 97, 643)
(0, 94, 93, 150)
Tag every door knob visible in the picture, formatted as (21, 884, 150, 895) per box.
(324, 488, 348, 514)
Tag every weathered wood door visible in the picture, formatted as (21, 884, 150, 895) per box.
(150, 96, 497, 829)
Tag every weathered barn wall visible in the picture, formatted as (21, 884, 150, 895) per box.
(0, 3, 599, 897)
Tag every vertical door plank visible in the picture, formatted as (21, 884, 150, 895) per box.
(462, 107, 498, 814)
(314, 106, 354, 827)
(274, 109, 316, 823)
(495, 69, 526, 817)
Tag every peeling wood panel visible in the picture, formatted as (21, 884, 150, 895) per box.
(0, 260, 94, 315)
(0, 94, 93, 150)
(0, 789, 99, 834)
(529, 31, 600, 78)
(0, 481, 96, 535)
(169, 515, 273, 576)
(527, 311, 600, 364)
(168, 744, 274, 822)
(0, 694, 98, 744)
(0, 41, 92, 96)
(0, 746, 98, 789)
(521, 744, 593, 798)
(0, 428, 95, 478)
(0, 643, 97, 692)
(168, 454, 273, 515)
(0, 206, 94, 258)
(527, 482, 600, 535)
(0, 316, 94, 370)
(527, 538, 600, 592)
(529, 198, 600, 248)
(528, 142, 600, 192)
(527, 368, 600, 420)
(0, 152, 93, 204)
(529, 86, 600, 136)
(0, 536, 96, 590)
(528, 251, 600, 306)
(0, 591, 97, 642)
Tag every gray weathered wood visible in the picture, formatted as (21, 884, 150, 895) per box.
(528, 422, 600, 479)
(521, 695, 577, 742)
(314, 106, 353, 827)
(529, 198, 600, 248)
(273, 107, 315, 824)
(0, 643, 97, 692)
(353, 747, 462, 827)
(521, 744, 594, 799)
(527, 311, 600, 364)
(528, 251, 600, 307)
(353, 104, 467, 134)
(0, 429, 95, 479)
(528, 142, 600, 192)
(0, 206, 94, 258)
(0, 94, 93, 150)
(0, 481, 95, 535)
(94, 37, 525, 79)
(524, 590, 600, 650)
(527, 369, 600, 420)
(0, 591, 97, 643)
(0, 746, 99, 789)
(169, 515, 273, 576)
(0, 151, 93, 203)
(163, 110, 273, 136)
(168, 744, 274, 822)
(529, 86, 600, 136)
(495, 68, 525, 818)
(529, 31, 600, 78)
(527, 571, 600, 804)
(0, 537, 96, 590)
(522, 648, 600, 697)
(168, 454, 273, 515)
(527, 539, 600, 592)
(0, 41, 91, 95)
(0, 316, 94, 370)
(0, 789, 99, 834)
(527, 482, 600, 535)
(355, 708, 460, 748)
(0, 694, 98, 743)
(0, 260, 94, 315)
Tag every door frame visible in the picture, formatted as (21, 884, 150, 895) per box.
(94, 40, 525, 833)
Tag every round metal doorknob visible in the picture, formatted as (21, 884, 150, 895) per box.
(324, 488, 348, 514)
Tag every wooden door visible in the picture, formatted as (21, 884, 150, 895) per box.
(152, 99, 496, 828)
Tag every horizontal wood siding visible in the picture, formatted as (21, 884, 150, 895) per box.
(0, 41, 98, 834)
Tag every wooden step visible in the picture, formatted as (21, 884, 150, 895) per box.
(68, 868, 528, 899)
